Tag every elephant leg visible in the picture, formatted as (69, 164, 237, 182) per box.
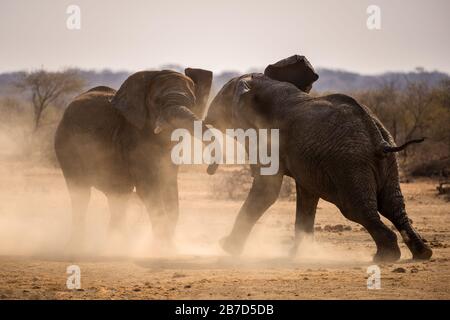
(66, 182, 91, 250)
(106, 192, 129, 237)
(340, 197, 401, 262)
(378, 185, 432, 260)
(136, 185, 171, 243)
(289, 184, 319, 257)
(221, 173, 284, 256)
(162, 180, 179, 240)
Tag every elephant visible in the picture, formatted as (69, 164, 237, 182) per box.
(55, 68, 212, 250)
(205, 56, 432, 262)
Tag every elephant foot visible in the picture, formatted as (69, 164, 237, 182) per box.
(219, 236, 244, 256)
(408, 240, 433, 260)
(373, 244, 401, 262)
(400, 230, 433, 260)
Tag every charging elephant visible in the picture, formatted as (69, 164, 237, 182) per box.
(205, 56, 432, 262)
(55, 68, 212, 250)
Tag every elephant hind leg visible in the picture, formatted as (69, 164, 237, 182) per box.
(339, 189, 401, 262)
(378, 185, 432, 260)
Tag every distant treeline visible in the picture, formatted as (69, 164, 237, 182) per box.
(0, 66, 448, 97)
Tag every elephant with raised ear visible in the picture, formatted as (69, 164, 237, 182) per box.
(205, 56, 432, 262)
(55, 68, 212, 251)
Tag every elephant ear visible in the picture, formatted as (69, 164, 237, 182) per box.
(111, 71, 157, 129)
(264, 55, 319, 92)
(233, 78, 251, 107)
(231, 77, 252, 119)
(185, 68, 213, 119)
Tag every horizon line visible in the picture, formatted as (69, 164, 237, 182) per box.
(0, 65, 448, 78)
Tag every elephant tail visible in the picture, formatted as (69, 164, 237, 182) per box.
(356, 103, 425, 156)
(383, 138, 425, 153)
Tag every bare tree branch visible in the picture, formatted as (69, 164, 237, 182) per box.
(15, 69, 85, 131)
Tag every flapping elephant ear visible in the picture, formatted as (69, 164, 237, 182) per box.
(185, 68, 213, 118)
(111, 71, 157, 129)
(264, 55, 318, 92)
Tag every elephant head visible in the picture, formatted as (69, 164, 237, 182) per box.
(205, 73, 277, 132)
(206, 54, 318, 131)
(111, 68, 212, 133)
(205, 73, 274, 175)
(264, 55, 318, 93)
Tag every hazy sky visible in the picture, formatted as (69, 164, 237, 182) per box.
(0, 0, 449, 74)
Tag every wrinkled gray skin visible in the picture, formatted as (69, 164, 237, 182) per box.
(205, 73, 432, 262)
(55, 69, 212, 250)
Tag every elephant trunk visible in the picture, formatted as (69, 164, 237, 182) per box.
(161, 105, 219, 174)
(158, 105, 212, 135)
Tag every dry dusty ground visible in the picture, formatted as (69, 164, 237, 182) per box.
(0, 161, 449, 299)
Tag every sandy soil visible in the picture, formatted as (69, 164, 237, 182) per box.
(0, 161, 449, 299)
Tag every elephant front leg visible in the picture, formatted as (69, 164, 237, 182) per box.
(289, 184, 319, 258)
(221, 173, 284, 256)
(106, 192, 130, 241)
(137, 186, 174, 253)
(161, 176, 179, 241)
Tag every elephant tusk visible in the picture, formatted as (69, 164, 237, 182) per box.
(154, 126, 163, 134)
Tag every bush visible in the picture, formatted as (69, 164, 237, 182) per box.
(355, 78, 450, 177)
(211, 166, 295, 201)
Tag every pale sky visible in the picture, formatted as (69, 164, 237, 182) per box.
(0, 0, 449, 74)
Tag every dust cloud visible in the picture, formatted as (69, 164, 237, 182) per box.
(3, 124, 450, 300)
(0, 163, 372, 267)
(0, 118, 376, 268)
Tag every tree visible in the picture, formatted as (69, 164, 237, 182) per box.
(355, 79, 401, 141)
(16, 69, 85, 131)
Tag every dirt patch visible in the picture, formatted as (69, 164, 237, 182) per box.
(0, 163, 449, 299)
